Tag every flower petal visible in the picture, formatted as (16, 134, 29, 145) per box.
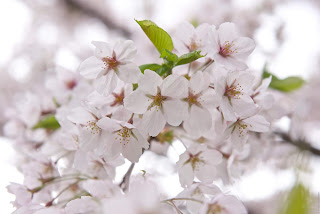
(220, 97, 237, 122)
(96, 117, 122, 132)
(218, 22, 238, 45)
(163, 99, 188, 126)
(94, 71, 118, 96)
(179, 164, 194, 187)
(141, 108, 166, 137)
(183, 105, 212, 138)
(232, 37, 255, 60)
(114, 40, 137, 62)
(138, 70, 162, 95)
(79, 56, 104, 79)
(117, 62, 141, 83)
(189, 71, 210, 94)
(161, 74, 188, 98)
(124, 90, 151, 114)
(67, 107, 95, 125)
(243, 115, 270, 132)
(92, 41, 113, 59)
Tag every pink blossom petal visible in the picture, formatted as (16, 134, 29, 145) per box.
(161, 74, 188, 98)
(138, 70, 162, 95)
(79, 56, 104, 79)
(163, 99, 188, 126)
(117, 62, 141, 83)
(124, 90, 151, 114)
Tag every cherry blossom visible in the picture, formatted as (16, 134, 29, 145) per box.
(207, 22, 255, 70)
(214, 71, 257, 122)
(96, 116, 149, 162)
(124, 69, 188, 136)
(173, 22, 210, 54)
(79, 40, 141, 95)
(182, 71, 218, 138)
(177, 144, 222, 187)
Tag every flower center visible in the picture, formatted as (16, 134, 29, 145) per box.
(147, 88, 167, 111)
(219, 41, 237, 57)
(231, 119, 252, 137)
(85, 120, 101, 135)
(111, 89, 125, 107)
(184, 90, 202, 107)
(224, 82, 243, 100)
(184, 152, 204, 170)
(187, 38, 199, 52)
(206, 203, 223, 214)
(115, 127, 132, 145)
(102, 56, 119, 71)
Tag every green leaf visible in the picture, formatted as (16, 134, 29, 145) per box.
(262, 70, 305, 92)
(139, 64, 162, 73)
(155, 64, 172, 76)
(132, 83, 138, 91)
(280, 183, 310, 214)
(136, 20, 173, 54)
(270, 76, 305, 92)
(32, 115, 60, 130)
(175, 50, 204, 66)
(160, 49, 178, 63)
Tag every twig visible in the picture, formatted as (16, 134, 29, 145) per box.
(161, 197, 203, 204)
(119, 163, 135, 192)
(64, 0, 132, 38)
(275, 131, 320, 156)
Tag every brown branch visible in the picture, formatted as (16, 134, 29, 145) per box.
(64, 0, 132, 38)
(275, 131, 320, 156)
(119, 163, 135, 192)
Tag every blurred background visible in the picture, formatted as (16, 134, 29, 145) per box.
(1, 0, 320, 213)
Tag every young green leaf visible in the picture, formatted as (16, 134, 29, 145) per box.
(139, 64, 162, 73)
(32, 115, 60, 130)
(155, 64, 172, 77)
(136, 20, 174, 54)
(160, 49, 178, 63)
(263, 70, 305, 92)
(175, 50, 204, 66)
(280, 183, 310, 214)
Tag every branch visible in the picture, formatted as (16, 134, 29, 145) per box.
(119, 163, 135, 192)
(64, 0, 132, 38)
(275, 131, 320, 156)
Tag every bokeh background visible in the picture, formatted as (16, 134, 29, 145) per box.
(1, 0, 320, 213)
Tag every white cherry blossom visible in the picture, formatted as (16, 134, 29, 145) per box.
(224, 112, 270, 145)
(96, 117, 149, 162)
(177, 144, 222, 187)
(208, 22, 255, 70)
(215, 71, 257, 122)
(79, 40, 141, 95)
(124, 70, 188, 136)
(173, 22, 210, 54)
(182, 71, 218, 138)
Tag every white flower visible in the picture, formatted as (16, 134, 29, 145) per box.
(96, 117, 149, 162)
(67, 106, 111, 156)
(85, 81, 133, 116)
(177, 144, 222, 187)
(215, 71, 257, 122)
(173, 22, 210, 54)
(73, 150, 124, 179)
(182, 71, 218, 138)
(200, 195, 247, 214)
(251, 76, 275, 110)
(79, 40, 141, 95)
(124, 70, 189, 137)
(65, 196, 101, 214)
(208, 22, 255, 70)
(225, 113, 270, 145)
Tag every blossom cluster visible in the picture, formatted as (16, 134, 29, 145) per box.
(4, 22, 276, 214)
